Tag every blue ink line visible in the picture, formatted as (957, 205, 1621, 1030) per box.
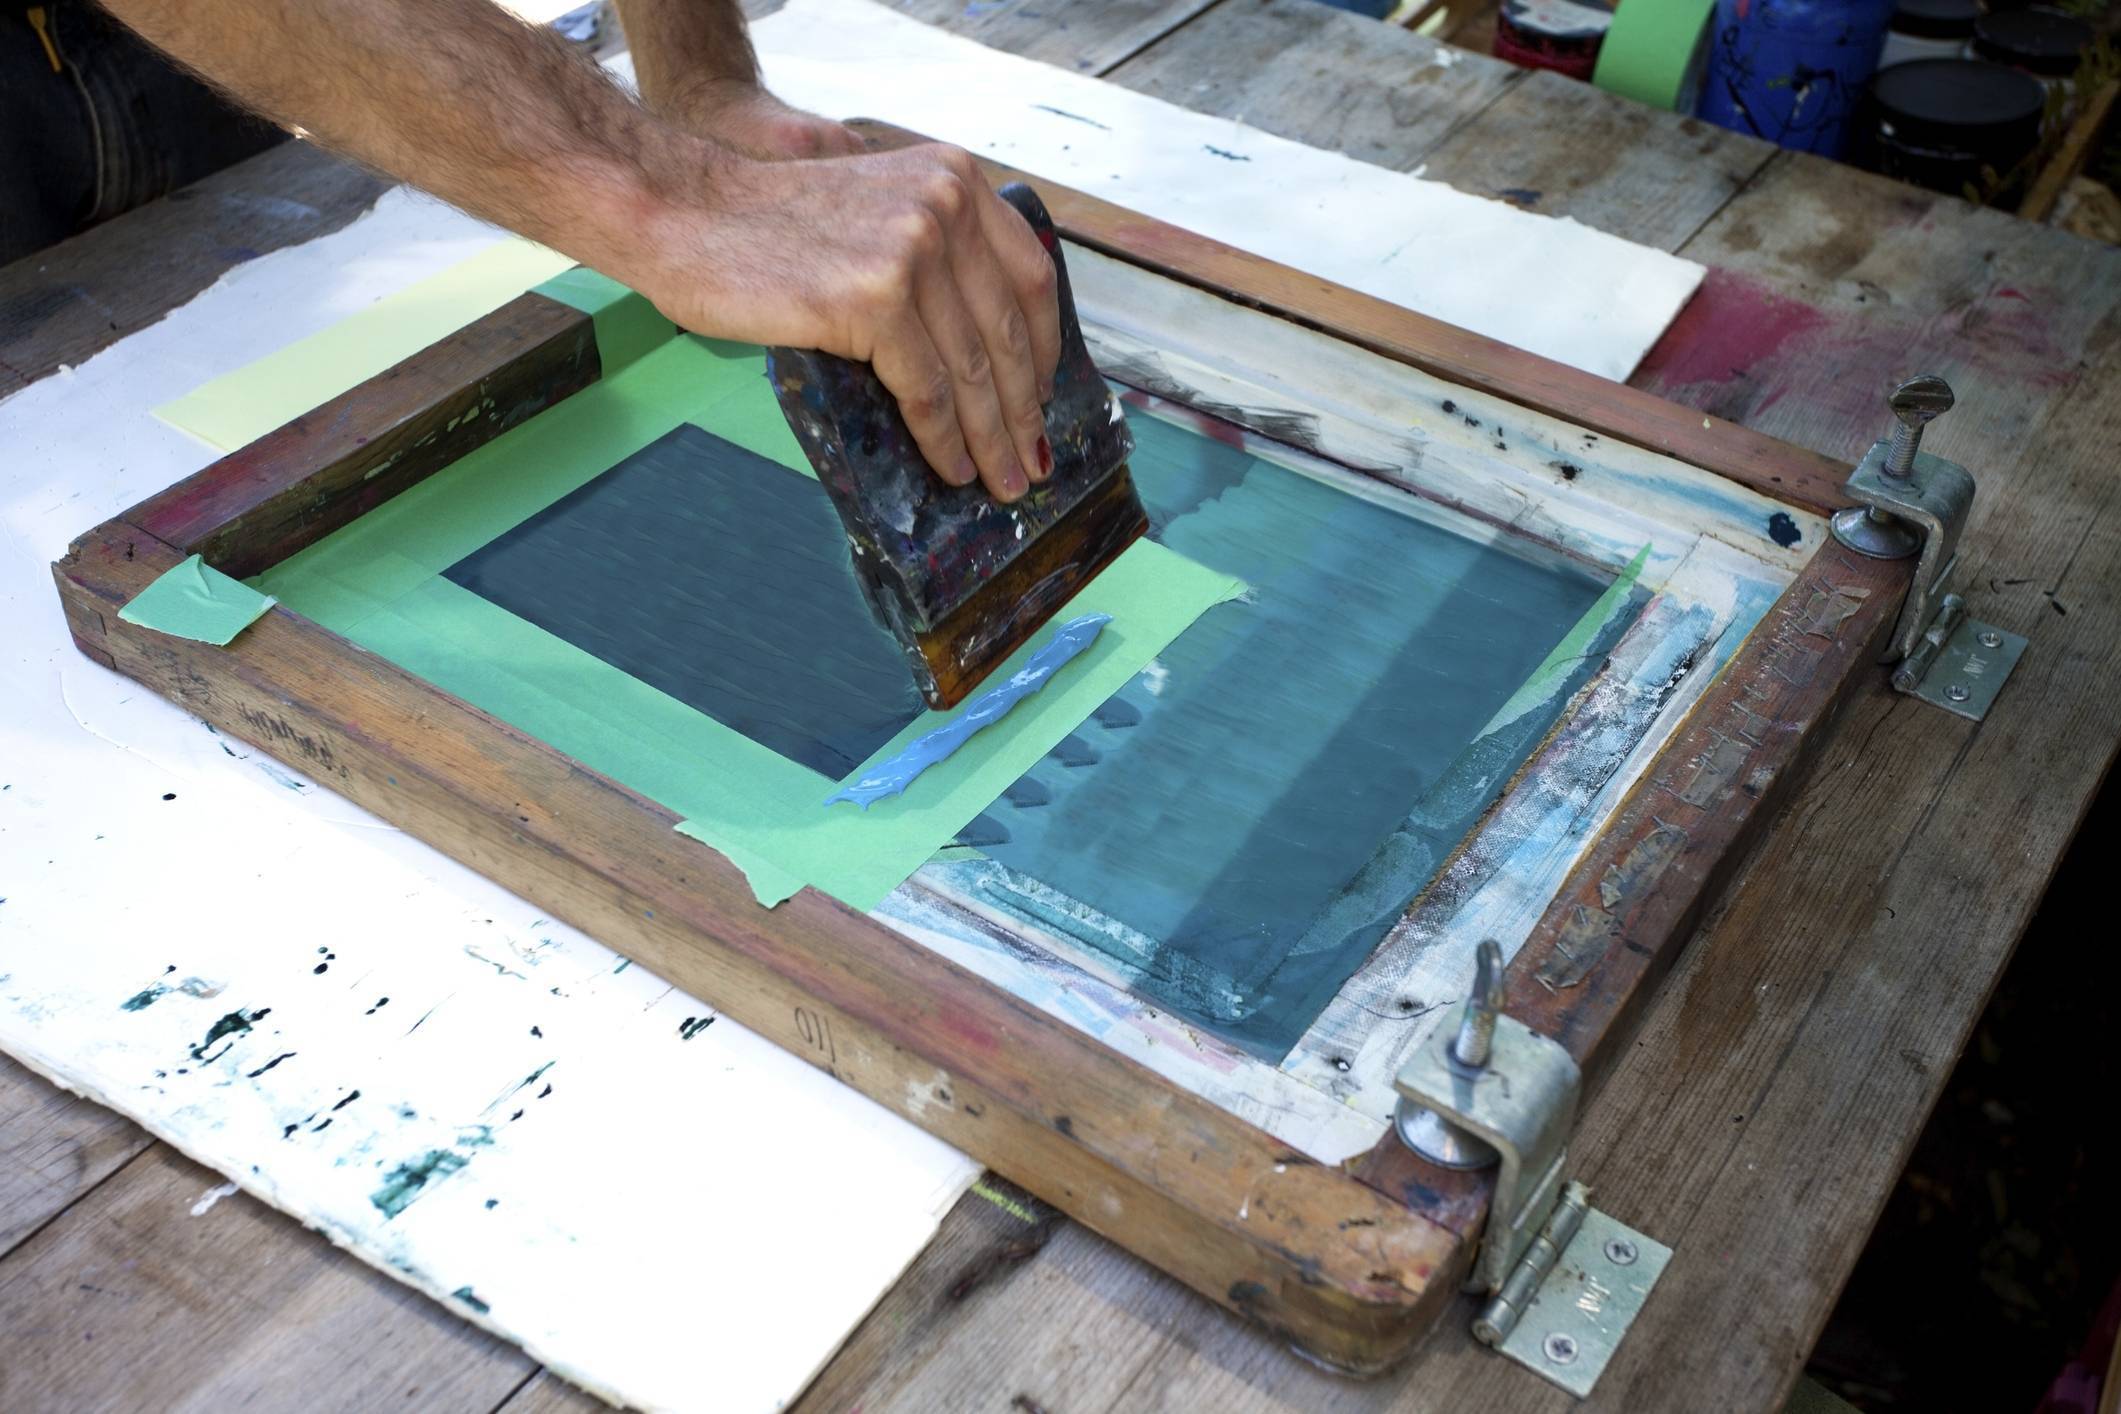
(826, 614, 1112, 810)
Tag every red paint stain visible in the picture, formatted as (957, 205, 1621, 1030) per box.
(1635, 269, 1831, 390)
(1994, 287, 2030, 302)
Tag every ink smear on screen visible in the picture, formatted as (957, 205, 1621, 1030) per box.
(962, 413, 1640, 1059)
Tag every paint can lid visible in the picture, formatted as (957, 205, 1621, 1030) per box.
(1872, 58, 2048, 138)
(1889, 0, 1980, 41)
(1499, 0, 1616, 40)
(1972, 7, 2092, 77)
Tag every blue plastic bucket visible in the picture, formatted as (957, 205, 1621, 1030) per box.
(1698, 0, 1897, 157)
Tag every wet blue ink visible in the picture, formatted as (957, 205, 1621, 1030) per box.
(826, 614, 1110, 808)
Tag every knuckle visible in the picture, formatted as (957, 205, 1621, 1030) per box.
(920, 172, 969, 223)
(934, 144, 979, 180)
(902, 367, 955, 424)
(996, 306, 1031, 357)
(890, 207, 945, 263)
(953, 339, 991, 387)
(1023, 255, 1057, 302)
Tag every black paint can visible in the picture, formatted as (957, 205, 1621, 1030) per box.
(1973, 7, 2093, 83)
(1879, 0, 1980, 70)
(1864, 57, 2046, 196)
(1493, 0, 1616, 82)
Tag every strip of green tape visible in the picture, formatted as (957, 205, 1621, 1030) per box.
(1592, 0, 1715, 113)
(530, 266, 677, 373)
(256, 329, 1244, 911)
(1478, 542, 1651, 738)
(119, 554, 277, 645)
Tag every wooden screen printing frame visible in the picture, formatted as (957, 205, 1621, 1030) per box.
(51, 147, 1909, 1375)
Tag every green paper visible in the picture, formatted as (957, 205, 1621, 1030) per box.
(119, 554, 277, 645)
(155, 238, 576, 451)
(255, 328, 1243, 912)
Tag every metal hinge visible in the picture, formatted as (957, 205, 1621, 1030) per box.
(1392, 942, 1670, 1396)
(1829, 376, 2027, 721)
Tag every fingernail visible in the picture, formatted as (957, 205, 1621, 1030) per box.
(1035, 435, 1053, 480)
(951, 454, 978, 487)
(1000, 460, 1029, 501)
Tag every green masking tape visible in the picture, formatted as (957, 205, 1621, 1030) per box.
(1593, 0, 1716, 114)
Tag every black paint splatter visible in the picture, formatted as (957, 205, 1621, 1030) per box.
(246, 1052, 297, 1078)
(1767, 511, 1802, 547)
(190, 1008, 270, 1061)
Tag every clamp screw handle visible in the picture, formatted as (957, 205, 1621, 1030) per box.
(1451, 939, 1505, 1070)
(1884, 375, 1954, 478)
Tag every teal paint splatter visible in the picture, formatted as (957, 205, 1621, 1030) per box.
(451, 1286, 491, 1314)
(371, 1149, 470, 1219)
(121, 986, 166, 1012)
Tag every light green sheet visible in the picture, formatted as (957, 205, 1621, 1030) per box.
(155, 238, 575, 451)
(119, 554, 277, 645)
(255, 316, 1244, 910)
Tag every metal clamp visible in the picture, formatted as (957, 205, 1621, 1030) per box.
(1391, 943, 1671, 1394)
(1393, 941, 1581, 1295)
(1830, 376, 2025, 719)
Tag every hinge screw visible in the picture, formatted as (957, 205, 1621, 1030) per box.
(1604, 1236, 1639, 1266)
(1544, 1333, 1580, 1364)
(1947, 683, 1971, 702)
(1979, 630, 2003, 649)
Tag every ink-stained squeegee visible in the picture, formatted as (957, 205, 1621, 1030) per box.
(767, 183, 1148, 710)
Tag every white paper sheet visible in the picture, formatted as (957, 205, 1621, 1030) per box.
(0, 186, 978, 1413)
(749, 0, 1704, 383)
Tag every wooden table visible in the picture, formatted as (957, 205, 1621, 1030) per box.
(6, 2, 2116, 1409)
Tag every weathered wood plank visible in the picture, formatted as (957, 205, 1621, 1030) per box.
(0, 1142, 534, 1411)
(888, 0, 1220, 74)
(1519, 315, 2121, 1414)
(1634, 149, 2121, 466)
(1414, 69, 1775, 251)
(789, 1176, 1063, 1413)
(0, 141, 385, 398)
(0, 1054, 151, 1258)
(1110, 0, 1520, 169)
(494, 1370, 605, 1413)
(123, 292, 600, 579)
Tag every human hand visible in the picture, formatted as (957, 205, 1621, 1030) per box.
(635, 141, 1062, 502)
(663, 77, 866, 161)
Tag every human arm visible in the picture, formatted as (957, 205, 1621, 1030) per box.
(97, 0, 1060, 500)
(610, 0, 864, 159)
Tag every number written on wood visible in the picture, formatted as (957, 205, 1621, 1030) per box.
(794, 1005, 837, 1067)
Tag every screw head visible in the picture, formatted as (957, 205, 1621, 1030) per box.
(1604, 1236, 1639, 1266)
(1544, 1333, 1580, 1364)
(1979, 630, 2003, 649)
(1888, 374, 1955, 430)
(1947, 683, 1972, 702)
